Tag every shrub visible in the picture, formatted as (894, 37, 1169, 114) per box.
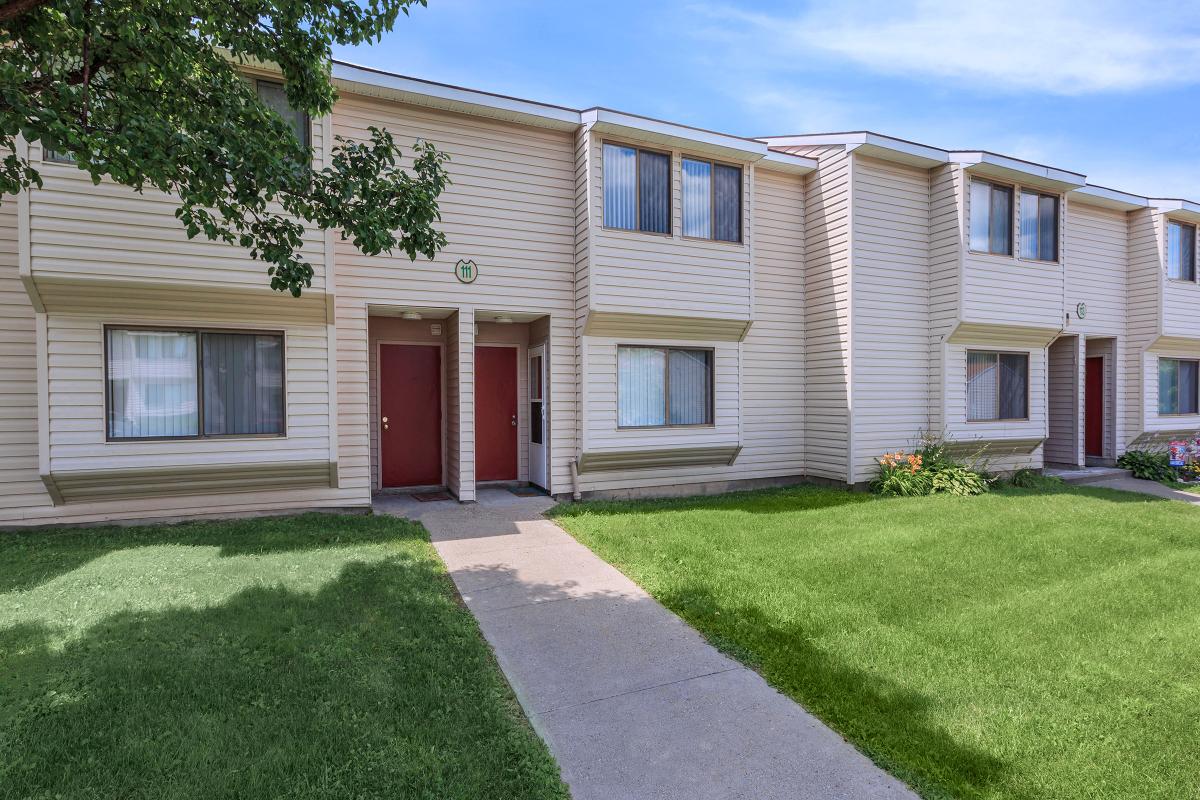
(1117, 450, 1176, 482)
(870, 447, 990, 497)
(871, 451, 932, 496)
(1009, 468, 1065, 490)
(926, 463, 990, 496)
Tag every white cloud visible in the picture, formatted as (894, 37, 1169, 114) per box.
(695, 0, 1200, 94)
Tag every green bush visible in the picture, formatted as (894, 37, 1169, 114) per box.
(1117, 450, 1176, 482)
(1010, 468, 1066, 490)
(870, 446, 989, 497)
(927, 463, 990, 496)
(871, 453, 933, 497)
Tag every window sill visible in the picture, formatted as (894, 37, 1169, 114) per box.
(680, 234, 745, 248)
(965, 418, 1031, 424)
(106, 433, 288, 443)
(601, 225, 674, 239)
(616, 424, 716, 431)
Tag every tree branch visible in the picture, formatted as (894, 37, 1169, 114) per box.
(0, 0, 50, 23)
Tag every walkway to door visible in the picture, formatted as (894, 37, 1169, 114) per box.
(376, 488, 916, 800)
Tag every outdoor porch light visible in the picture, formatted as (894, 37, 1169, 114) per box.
(495, 315, 513, 324)
(401, 310, 422, 321)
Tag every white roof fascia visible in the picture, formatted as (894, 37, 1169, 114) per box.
(953, 151, 1086, 191)
(1069, 184, 1148, 211)
(1151, 198, 1200, 224)
(583, 108, 770, 161)
(758, 151, 819, 174)
(331, 61, 582, 131)
(759, 132, 949, 168)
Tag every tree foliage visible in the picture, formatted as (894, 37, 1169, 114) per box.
(0, 0, 450, 296)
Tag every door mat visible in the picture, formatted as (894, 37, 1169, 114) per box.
(411, 491, 452, 502)
(508, 485, 548, 497)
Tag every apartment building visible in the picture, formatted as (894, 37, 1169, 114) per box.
(1, 62, 1197, 526)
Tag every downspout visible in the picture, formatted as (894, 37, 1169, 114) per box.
(569, 459, 581, 502)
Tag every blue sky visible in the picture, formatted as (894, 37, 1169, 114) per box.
(332, 0, 1200, 198)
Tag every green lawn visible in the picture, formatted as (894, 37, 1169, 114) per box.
(0, 514, 567, 800)
(550, 485, 1200, 800)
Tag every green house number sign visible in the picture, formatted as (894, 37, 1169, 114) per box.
(455, 259, 478, 284)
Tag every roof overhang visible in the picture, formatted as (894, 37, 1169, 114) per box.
(331, 61, 581, 131)
(1069, 184, 1149, 211)
(953, 151, 1086, 193)
(760, 131, 948, 168)
(584, 109, 816, 169)
(1151, 198, 1200, 225)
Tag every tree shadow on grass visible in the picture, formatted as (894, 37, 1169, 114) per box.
(656, 584, 1011, 800)
(548, 483, 875, 520)
(0, 550, 567, 800)
(0, 513, 421, 593)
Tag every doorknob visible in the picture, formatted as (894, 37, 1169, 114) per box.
(382, 416, 388, 431)
(511, 415, 517, 427)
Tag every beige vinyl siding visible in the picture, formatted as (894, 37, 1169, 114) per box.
(1045, 335, 1081, 466)
(587, 132, 753, 322)
(960, 172, 1065, 330)
(928, 164, 963, 437)
(1065, 199, 1128, 455)
(850, 156, 930, 482)
(1065, 202, 1127, 337)
(448, 310, 472, 499)
(331, 93, 576, 497)
(26, 119, 327, 294)
(780, 144, 852, 482)
(0, 196, 44, 514)
(739, 167, 805, 478)
(1125, 208, 1163, 444)
(1161, 215, 1200, 340)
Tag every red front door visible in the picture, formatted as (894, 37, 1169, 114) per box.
(475, 346, 518, 481)
(1085, 356, 1104, 458)
(380, 344, 442, 487)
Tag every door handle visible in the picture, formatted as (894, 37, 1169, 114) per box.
(511, 415, 517, 427)
(382, 416, 388, 431)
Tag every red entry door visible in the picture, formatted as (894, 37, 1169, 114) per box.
(380, 344, 442, 487)
(475, 346, 518, 481)
(1085, 356, 1104, 458)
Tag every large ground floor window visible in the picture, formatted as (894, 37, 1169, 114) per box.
(1158, 357, 1199, 415)
(106, 327, 285, 440)
(617, 345, 713, 428)
(966, 350, 1029, 421)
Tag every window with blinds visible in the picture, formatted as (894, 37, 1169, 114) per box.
(603, 143, 670, 234)
(682, 157, 742, 243)
(966, 351, 1029, 421)
(969, 179, 1014, 256)
(106, 328, 285, 439)
(1167, 221, 1196, 282)
(1159, 358, 1199, 415)
(1019, 190, 1059, 262)
(617, 346, 713, 428)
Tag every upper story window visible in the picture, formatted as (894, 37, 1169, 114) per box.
(968, 179, 1014, 256)
(106, 327, 285, 440)
(603, 143, 670, 234)
(256, 79, 310, 149)
(617, 345, 713, 428)
(1167, 221, 1196, 282)
(1159, 358, 1199, 415)
(1019, 190, 1059, 262)
(966, 350, 1029, 422)
(682, 157, 743, 243)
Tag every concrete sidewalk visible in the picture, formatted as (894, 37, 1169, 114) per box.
(377, 488, 916, 800)
(1090, 476, 1200, 503)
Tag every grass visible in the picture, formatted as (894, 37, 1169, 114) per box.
(550, 484, 1200, 800)
(0, 513, 568, 800)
